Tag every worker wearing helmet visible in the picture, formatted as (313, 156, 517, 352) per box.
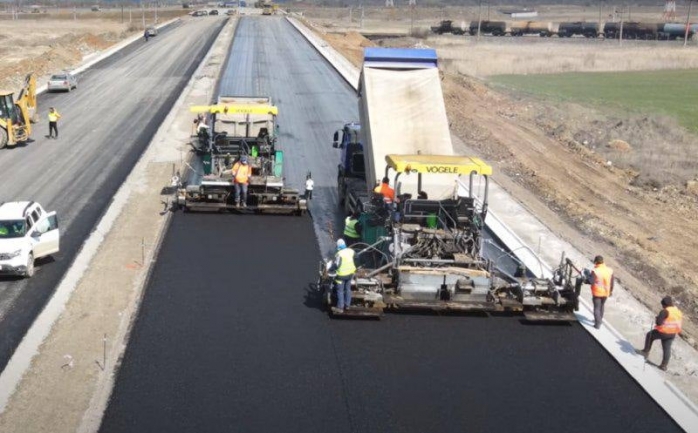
(329, 238, 356, 314)
(373, 177, 395, 203)
(637, 296, 683, 371)
(232, 155, 252, 208)
(585, 255, 614, 329)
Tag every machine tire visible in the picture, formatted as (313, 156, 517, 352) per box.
(0, 128, 8, 149)
(25, 253, 35, 278)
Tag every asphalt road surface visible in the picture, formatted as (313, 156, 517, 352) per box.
(100, 17, 681, 433)
(0, 17, 226, 371)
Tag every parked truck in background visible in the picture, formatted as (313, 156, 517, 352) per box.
(430, 20, 466, 35)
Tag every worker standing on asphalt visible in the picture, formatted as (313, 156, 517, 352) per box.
(373, 177, 395, 203)
(587, 255, 614, 329)
(343, 211, 362, 246)
(47, 107, 60, 139)
(305, 173, 314, 200)
(329, 238, 356, 314)
(637, 296, 683, 371)
(232, 156, 252, 208)
(144, 29, 150, 42)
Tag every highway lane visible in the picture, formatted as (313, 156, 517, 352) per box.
(100, 17, 681, 432)
(0, 17, 226, 371)
(101, 214, 680, 433)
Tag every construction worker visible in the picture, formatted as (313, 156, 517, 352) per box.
(305, 173, 314, 200)
(373, 177, 395, 203)
(47, 107, 61, 139)
(586, 255, 614, 329)
(329, 238, 356, 314)
(343, 211, 362, 246)
(232, 155, 252, 208)
(637, 296, 683, 371)
(144, 29, 150, 42)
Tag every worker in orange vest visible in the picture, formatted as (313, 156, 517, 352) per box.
(373, 177, 395, 203)
(585, 255, 614, 329)
(637, 296, 683, 371)
(232, 155, 253, 208)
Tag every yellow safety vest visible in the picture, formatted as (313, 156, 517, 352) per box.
(343, 217, 359, 239)
(48, 111, 60, 122)
(232, 162, 252, 184)
(335, 248, 356, 277)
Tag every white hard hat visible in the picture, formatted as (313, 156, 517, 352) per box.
(336, 238, 346, 249)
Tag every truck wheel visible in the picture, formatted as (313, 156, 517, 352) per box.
(0, 128, 8, 149)
(25, 253, 35, 278)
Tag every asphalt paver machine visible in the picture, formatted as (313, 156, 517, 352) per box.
(175, 96, 306, 215)
(323, 154, 579, 320)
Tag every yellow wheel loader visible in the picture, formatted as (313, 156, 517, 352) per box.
(0, 74, 37, 149)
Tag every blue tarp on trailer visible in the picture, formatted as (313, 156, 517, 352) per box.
(363, 47, 438, 69)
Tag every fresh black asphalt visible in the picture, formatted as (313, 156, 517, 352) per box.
(100, 213, 681, 433)
(100, 17, 681, 433)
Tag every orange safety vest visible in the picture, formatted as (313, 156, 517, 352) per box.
(655, 306, 683, 334)
(590, 263, 613, 298)
(373, 183, 395, 203)
(232, 162, 252, 184)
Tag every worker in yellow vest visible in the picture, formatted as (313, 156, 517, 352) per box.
(586, 255, 614, 329)
(329, 238, 356, 314)
(637, 296, 683, 371)
(47, 107, 61, 139)
(343, 211, 362, 246)
(232, 156, 252, 208)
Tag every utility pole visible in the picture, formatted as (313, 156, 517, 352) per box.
(477, 0, 482, 41)
(598, 0, 603, 24)
(409, 0, 416, 35)
(121, 5, 124, 23)
(155, 2, 158, 24)
(684, 0, 694, 46)
(360, 3, 364, 29)
(142, 2, 145, 29)
(619, 5, 625, 45)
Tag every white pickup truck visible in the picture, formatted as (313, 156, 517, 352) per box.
(0, 201, 60, 277)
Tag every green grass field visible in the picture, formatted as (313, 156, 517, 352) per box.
(490, 69, 698, 131)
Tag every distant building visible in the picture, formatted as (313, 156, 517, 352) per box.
(511, 12, 538, 18)
(499, 8, 538, 19)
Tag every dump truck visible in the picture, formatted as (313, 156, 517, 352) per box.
(175, 96, 305, 214)
(334, 49, 454, 217)
(326, 48, 579, 319)
(0, 74, 37, 149)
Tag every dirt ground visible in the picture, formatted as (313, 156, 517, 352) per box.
(303, 8, 698, 348)
(0, 8, 188, 92)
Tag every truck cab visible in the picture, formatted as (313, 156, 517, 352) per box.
(333, 122, 366, 210)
